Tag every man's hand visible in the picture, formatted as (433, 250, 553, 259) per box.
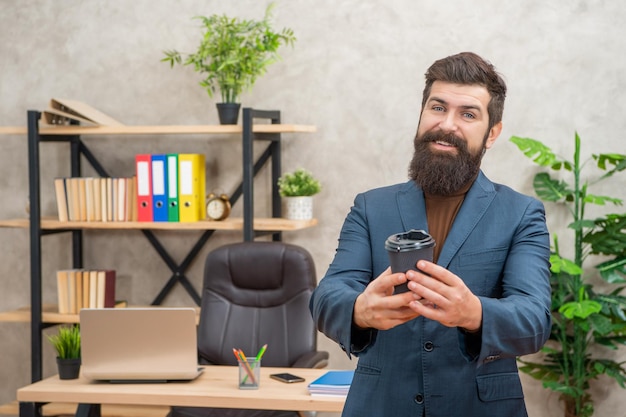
(353, 267, 423, 330)
(406, 260, 482, 331)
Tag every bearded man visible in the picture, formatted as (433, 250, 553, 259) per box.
(309, 52, 551, 417)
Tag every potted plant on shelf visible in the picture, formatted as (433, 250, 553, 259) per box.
(161, 3, 296, 125)
(48, 324, 81, 380)
(510, 133, 626, 417)
(277, 168, 321, 220)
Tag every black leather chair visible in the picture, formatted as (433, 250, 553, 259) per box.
(169, 241, 329, 417)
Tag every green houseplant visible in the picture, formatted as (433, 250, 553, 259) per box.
(162, 3, 296, 124)
(510, 133, 626, 417)
(277, 168, 321, 220)
(48, 324, 81, 379)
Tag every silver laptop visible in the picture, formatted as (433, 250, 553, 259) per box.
(80, 307, 202, 382)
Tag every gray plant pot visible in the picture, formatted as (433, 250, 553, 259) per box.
(216, 103, 241, 125)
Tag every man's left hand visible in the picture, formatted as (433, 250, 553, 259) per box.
(405, 260, 482, 331)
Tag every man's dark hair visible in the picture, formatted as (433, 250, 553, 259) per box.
(421, 52, 507, 131)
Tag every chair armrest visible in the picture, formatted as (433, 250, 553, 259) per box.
(291, 351, 329, 369)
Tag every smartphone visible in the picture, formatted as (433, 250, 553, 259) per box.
(270, 372, 305, 383)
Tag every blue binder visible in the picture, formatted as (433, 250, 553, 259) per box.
(151, 154, 168, 222)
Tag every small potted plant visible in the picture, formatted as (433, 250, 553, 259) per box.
(48, 324, 81, 380)
(162, 3, 296, 124)
(277, 168, 321, 220)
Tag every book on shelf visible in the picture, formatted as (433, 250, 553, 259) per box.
(53, 178, 69, 222)
(56, 269, 116, 314)
(307, 370, 354, 397)
(96, 270, 116, 309)
(54, 177, 137, 223)
(42, 98, 124, 126)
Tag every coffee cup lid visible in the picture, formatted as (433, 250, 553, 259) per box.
(384, 229, 435, 252)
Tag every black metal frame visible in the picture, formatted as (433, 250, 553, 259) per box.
(25, 108, 284, 390)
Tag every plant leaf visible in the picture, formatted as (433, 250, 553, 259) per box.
(559, 300, 602, 319)
(533, 172, 572, 202)
(509, 136, 558, 167)
(583, 194, 623, 206)
(596, 257, 626, 284)
(550, 253, 583, 275)
(594, 153, 626, 180)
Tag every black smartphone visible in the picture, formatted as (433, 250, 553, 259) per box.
(270, 372, 305, 383)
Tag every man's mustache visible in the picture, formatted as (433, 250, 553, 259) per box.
(418, 131, 467, 150)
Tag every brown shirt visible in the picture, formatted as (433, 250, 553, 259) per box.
(424, 181, 473, 263)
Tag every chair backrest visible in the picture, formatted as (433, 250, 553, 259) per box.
(197, 241, 318, 367)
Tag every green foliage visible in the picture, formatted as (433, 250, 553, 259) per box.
(162, 3, 296, 103)
(511, 133, 626, 417)
(47, 324, 80, 359)
(277, 168, 321, 197)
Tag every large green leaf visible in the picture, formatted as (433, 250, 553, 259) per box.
(509, 136, 559, 167)
(533, 172, 572, 202)
(543, 380, 583, 397)
(589, 313, 614, 336)
(592, 359, 626, 388)
(584, 194, 623, 206)
(594, 153, 626, 180)
(596, 257, 626, 284)
(585, 214, 626, 256)
(559, 300, 602, 319)
(550, 253, 583, 275)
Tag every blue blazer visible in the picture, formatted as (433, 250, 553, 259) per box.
(310, 172, 551, 417)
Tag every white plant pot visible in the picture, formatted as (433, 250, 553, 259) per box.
(282, 196, 314, 220)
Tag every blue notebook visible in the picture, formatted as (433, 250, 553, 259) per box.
(307, 370, 354, 396)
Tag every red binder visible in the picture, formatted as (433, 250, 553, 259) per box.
(135, 154, 153, 222)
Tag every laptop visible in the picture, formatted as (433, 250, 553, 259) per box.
(80, 307, 202, 382)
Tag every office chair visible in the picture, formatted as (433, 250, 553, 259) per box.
(169, 241, 329, 417)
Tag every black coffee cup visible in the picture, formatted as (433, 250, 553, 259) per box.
(385, 229, 435, 293)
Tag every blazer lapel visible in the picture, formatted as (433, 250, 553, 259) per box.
(396, 181, 429, 232)
(437, 171, 497, 268)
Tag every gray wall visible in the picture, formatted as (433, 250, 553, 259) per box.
(1, 1, 625, 416)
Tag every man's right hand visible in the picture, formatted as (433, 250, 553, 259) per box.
(353, 267, 423, 330)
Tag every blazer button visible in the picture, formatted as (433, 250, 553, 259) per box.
(424, 341, 434, 352)
(414, 393, 424, 404)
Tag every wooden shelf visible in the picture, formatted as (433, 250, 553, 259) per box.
(0, 124, 316, 136)
(0, 127, 26, 135)
(0, 401, 169, 417)
(0, 305, 200, 324)
(0, 217, 317, 232)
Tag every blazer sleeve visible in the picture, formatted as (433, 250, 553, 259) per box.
(469, 197, 552, 366)
(309, 192, 383, 358)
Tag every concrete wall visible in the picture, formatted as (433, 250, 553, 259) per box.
(1, 1, 625, 416)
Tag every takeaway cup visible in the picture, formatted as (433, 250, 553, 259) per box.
(385, 229, 435, 293)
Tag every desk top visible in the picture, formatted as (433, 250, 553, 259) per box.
(17, 366, 346, 413)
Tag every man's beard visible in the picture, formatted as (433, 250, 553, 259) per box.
(408, 130, 486, 196)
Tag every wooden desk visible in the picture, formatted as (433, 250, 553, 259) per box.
(17, 366, 345, 417)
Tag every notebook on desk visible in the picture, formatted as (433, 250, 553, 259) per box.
(80, 307, 202, 382)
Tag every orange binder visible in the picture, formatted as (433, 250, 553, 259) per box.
(135, 155, 153, 222)
(178, 154, 206, 222)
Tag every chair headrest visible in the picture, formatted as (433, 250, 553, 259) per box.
(203, 241, 316, 304)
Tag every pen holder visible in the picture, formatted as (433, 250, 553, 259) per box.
(238, 358, 260, 389)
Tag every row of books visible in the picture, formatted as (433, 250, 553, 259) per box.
(54, 177, 137, 222)
(56, 269, 116, 314)
(135, 153, 206, 222)
(307, 370, 353, 397)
